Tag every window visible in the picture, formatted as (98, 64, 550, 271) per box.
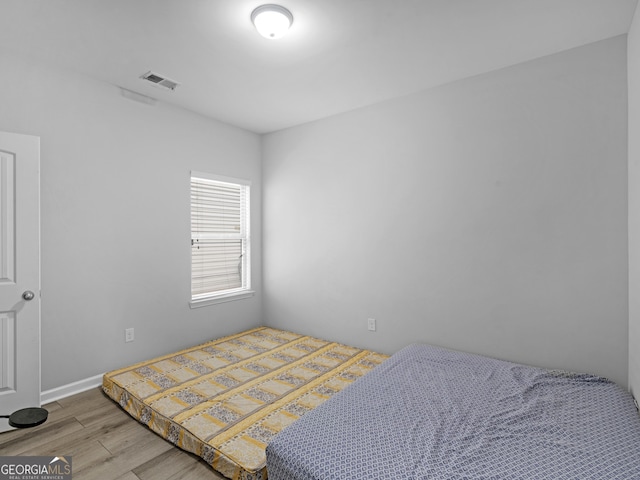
(190, 172, 252, 307)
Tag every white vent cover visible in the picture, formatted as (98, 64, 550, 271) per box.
(140, 71, 180, 91)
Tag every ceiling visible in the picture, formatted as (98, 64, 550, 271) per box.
(0, 0, 637, 134)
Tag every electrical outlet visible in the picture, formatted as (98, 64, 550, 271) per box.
(125, 328, 135, 343)
(367, 318, 376, 332)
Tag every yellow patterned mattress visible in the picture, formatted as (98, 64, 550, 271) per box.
(102, 327, 388, 480)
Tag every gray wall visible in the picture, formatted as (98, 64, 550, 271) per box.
(0, 32, 631, 392)
(263, 36, 629, 387)
(629, 6, 640, 396)
(0, 50, 263, 391)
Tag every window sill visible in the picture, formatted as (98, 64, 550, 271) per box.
(189, 290, 255, 309)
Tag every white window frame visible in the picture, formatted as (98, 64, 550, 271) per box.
(190, 171, 253, 308)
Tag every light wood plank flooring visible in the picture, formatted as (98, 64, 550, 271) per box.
(0, 387, 226, 480)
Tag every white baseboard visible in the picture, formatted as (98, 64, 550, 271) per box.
(41, 373, 105, 405)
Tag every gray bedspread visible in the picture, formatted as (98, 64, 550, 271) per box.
(266, 343, 640, 479)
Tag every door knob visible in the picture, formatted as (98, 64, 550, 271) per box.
(22, 290, 35, 301)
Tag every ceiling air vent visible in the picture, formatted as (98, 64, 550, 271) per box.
(140, 71, 180, 91)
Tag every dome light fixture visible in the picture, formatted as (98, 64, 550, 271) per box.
(251, 4, 293, 39)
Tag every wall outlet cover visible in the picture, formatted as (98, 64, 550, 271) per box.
(125, 328, 135, 343)
(367, 318, 376, 332)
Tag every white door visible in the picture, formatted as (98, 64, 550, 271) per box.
(0, 131, 40, 433)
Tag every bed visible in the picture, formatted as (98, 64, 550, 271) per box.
(101, 327, 388, 480)
(266, 343, 640, 479)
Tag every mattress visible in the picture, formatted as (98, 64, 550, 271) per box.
(102, 327, 388, 480)
(266, 343, 640, 480)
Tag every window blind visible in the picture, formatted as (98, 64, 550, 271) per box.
(191, 173, 250, 300)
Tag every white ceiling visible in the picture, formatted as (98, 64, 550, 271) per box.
(0, 0, 637, 133)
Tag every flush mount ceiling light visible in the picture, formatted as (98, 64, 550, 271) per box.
(251, 4, 293, 39)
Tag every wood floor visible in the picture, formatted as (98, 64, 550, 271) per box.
(0, 387, 226, 480)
